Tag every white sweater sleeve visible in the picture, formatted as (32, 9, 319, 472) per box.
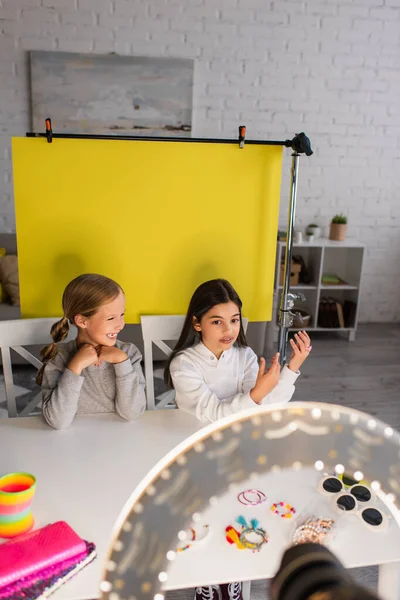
(170, 353, 257, 424)
(261, 365, 299, 405)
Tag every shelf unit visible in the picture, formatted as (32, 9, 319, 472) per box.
(273, 238, 365, 341)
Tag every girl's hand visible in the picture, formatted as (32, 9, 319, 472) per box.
(98, 346, 128, 364)
(250, 352, 281, 404)
(288, 330, 312, 373)
(68, 344, 99, 375)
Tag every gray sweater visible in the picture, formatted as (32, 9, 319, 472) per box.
(41, 339, 146, 429)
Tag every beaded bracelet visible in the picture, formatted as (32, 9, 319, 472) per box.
(293, 524, 321, 545)
(292, 516, 335, 546)
(271, 501, 296, 519)
(177, 525, 209, 552)
(226, 516, 269, 552)
(239, 526, 269, 551)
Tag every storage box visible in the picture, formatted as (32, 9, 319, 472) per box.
(279, 261, 302, 286)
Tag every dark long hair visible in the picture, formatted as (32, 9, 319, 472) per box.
(164, 278, 248, 388)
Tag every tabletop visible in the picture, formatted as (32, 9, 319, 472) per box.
(166, 468, 400, 590)
(0, 410, 202, 600)
(2, 412, 400, 599)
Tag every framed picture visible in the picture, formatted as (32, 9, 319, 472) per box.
(30, 51, 194, 137)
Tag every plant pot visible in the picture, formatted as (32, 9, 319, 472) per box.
(329, 223, 347, 241)
(307, 226, 321, 238)
(306, 234, 315, 242)
(294, 230, 303, 243)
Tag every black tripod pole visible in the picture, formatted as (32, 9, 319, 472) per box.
(278, 153, 305, 367)
(277, 132, 313, 366)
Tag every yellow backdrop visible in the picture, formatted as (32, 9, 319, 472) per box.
(12, 137, 282, 323)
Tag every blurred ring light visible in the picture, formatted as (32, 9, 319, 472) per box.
(100, 402, 400, 600)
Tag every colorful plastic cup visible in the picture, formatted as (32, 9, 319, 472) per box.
(0, 472, 36, 538)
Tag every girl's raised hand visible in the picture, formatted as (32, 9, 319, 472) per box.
(250, 352, 281, 404)
(98, 346, 128, 364)
(68, 344, 99, 375)
(288, 330, 312, 373)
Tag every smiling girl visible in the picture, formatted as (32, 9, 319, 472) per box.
(165, 278, 311, 425)
(37, 273, 146, 429)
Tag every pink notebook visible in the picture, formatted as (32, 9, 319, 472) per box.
(0, 541, 96, 600)
(0, 521, 87, 588)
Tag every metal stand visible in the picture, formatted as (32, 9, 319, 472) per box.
(277, 153, 305, 366)
(277, 132, 313, 366)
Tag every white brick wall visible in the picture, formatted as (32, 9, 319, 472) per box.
(0, 0, 399, 322)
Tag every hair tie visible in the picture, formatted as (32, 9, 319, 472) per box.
(238, 489, 267, 506)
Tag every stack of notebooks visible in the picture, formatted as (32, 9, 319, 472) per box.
(0, 521, 96, 600)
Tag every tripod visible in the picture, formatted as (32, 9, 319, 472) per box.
(278, 133, 313, 366)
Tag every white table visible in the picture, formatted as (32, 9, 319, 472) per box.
(0, 411, 202, 600)
(166, 469, 400, 600)
(1, 413, 400, 600)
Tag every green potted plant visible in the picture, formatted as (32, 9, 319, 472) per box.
(329, 214, 347, 241)
(306, 223, 321, 239)
(305, 231, 315, 243)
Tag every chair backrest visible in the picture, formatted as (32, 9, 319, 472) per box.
(0, 318, 75, 418)
(140, 316, 185, 410)
(140, 315, 248, 410)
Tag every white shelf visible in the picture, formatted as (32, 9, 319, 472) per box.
(279, 238, 365, 249)
(320, 285, 359, 290)
(289, 327, 356, 332)
(274, 237, 365, 342)
(278, 284, 318, 290)
(279, 284, 359, 291)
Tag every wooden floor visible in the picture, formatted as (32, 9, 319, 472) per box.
(294, 323, 400, 431)
(166, 323, 400, 599)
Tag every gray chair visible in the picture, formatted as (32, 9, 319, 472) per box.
(0, 318, 74, 417)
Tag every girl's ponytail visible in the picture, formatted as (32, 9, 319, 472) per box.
(36, 316, 69, 385)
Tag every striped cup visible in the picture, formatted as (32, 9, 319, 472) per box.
(0, 472, 36, 538)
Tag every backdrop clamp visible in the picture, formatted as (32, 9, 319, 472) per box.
(45, 118, 52, 143)
(238, 125, 246, 149)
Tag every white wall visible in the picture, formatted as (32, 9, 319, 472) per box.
(0, 0, 399, 321)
